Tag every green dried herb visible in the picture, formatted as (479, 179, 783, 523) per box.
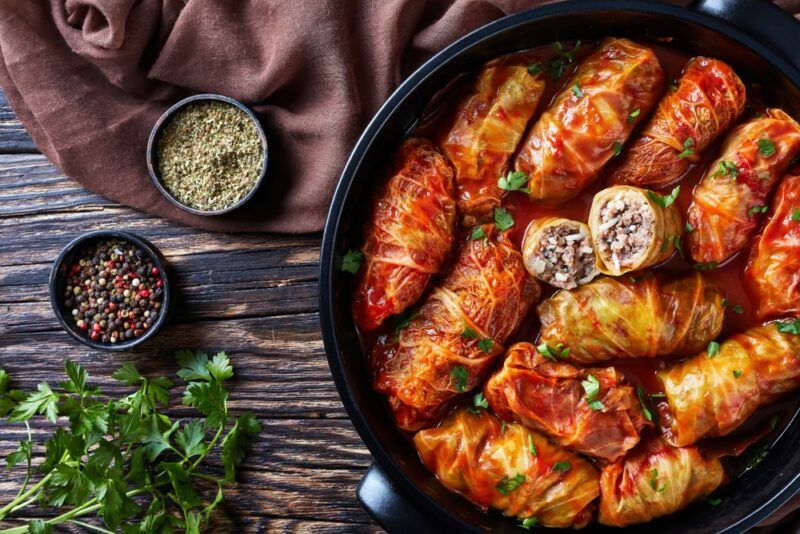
(157, 101, 264, 211)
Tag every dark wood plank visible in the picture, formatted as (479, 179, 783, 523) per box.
(0, 92, 37, 153)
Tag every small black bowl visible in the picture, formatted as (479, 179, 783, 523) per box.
(146, 94, 269, 216)
(49, 230, 173, 351)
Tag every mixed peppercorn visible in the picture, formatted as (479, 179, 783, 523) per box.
(62, 238, 164, 344)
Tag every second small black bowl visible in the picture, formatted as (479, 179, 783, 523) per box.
(49, 230, 174, 351)
(146, 94, 269, 216)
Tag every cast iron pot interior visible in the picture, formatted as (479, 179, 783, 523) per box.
(320, 1, 800, 532)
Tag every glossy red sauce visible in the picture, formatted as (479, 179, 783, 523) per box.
(357, 39, 796, 477)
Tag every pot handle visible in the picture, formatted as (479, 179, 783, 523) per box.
(692, 0, 800, 73)
(357, 462, 445, 533)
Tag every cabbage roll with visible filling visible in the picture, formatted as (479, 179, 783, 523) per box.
(484, 342, 650, 462)
(658, 323, 800, 447)
(441, 58, 546, 225)
(371, 226, 540, 431)
(687, 109, 800, 265)
(599, 438, 726, 526)
(588, 185, 682, 276)
(538, 272, 724, 363)
(514, 37, 663, 203)
(522, 217, 599, 289)
(352, 137, 456, 331)
(746, 175, 800, 319)
(414, 408, 599, 528)
(608, 57, 746, 188)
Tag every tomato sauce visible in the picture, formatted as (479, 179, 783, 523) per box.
(356, 39, 797, 477)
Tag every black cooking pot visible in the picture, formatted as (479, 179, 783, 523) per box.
(318, 0, 800, 532)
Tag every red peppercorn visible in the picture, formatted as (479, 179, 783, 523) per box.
(139, 289, 150, 298)
(90, 331, 100, 341)
(151, 267, 159, 275)
(71, 264, 81, 275)
(156, 279, 163, 288)
(79, 322, 89, 331)
(92, 323, 101, 332)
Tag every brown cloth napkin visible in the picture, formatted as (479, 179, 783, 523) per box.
(0, 0, 797, 234)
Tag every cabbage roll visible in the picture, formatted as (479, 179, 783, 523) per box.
(514, 37, 663, 203)
(588, 185, 682, 276)
(608, 57, 746, 188)
(598, 438, 726, 526)
(746, 175, 800, 318)
(687, 109, 800, 264)
(658, 323, 800, 447)
(372, 226, 540, 431)
(538, 272, 724, 363)
(352, 137, 456, 331)
(522, 217, 599, 289)
(414, 408, 599, 528)
(484, 342, 649, 462)
(441, 59, 546, 225)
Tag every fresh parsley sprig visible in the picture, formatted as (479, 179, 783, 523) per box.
(0, 352, 260, 533)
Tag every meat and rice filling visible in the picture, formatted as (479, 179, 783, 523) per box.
(596, 191, 655, 272)
(524, 222, 598, 289)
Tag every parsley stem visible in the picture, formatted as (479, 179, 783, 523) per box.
(11, 422, 33, 503)
(68, 519, 116, 534)
(0, 472, 53, 520)
(189, 424, 224, 472)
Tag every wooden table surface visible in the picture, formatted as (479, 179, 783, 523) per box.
(0, 90, 381, 533)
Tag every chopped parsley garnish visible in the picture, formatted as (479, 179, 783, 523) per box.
(552, 461, 571, 473)
(731, 304, 744, 314)
(668, 235, 684, 258)
(649, 469, 666, 492)
(758, 138, 777, 158)
(628, 109, 641, 123)
(449, 365, 469, 392)
(685, 222, 694, 233)
(721, 297, 728, 308)
(471, 226, 487, 241)
(733, 369, 742, 379)
(581, 374, 604, 411)
(340, 249, 363, 274)
(519, 517, 539, 529)
(501, 421, 507, 435)
(528, 434, 538, 456)
(704, 497, 722, 506)
(461, 327, 479, 339)
(527, 63, 542, 75)
(473, 392, 489, 410)
(498, 170, 530, 194)
(478, 338, 494, 353)
(494, 207, 515, 231)
(769, 414, 779, 430)
(496, 473, 526, 495)
(537, 342, 569, 361)
(792, 208, 800, 222)
(572, 83, 584, 99)
(745, 441, 770, 468)
(668, 83, 678, 91)
(637, 387, 654, 422)
(677, 137, 695, 159)
(612, 141, 623, 156)
(711, 160, 739, 180)
(648, 185, 680, 208)
(392, 310, 419, 340)
(706, 341, 720, 359)
(694, 262, 717, 270)
(546, 40, 581, 80)
(650, 392, 666, 398)
(776, 319, 800, 334)
(748, 205, 768, 216)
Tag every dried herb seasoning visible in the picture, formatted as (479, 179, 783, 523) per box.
(156, 101, 264, 211)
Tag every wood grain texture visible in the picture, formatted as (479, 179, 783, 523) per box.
(0, 93, 382, 532)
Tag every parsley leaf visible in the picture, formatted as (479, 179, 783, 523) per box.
(494, 207, 515, 231)
(9, 383, 59, 423)
(470, 226, 487, 241)
(340, 249, 364, 274)
(478, 338, 494, 353)
(221, 412, 261, 482)
(647, 186, 680, 208)
(528, 434, 538, 456)
(777, 319, 800, 334)
(637, 387, 654, 422)
(391, 309, 419, 339)
(536, 342, 569, 361)
(758, 138, 777, 158)
(581, 374, 602, 410)
(498, 170, 530, 194)
(769, 414, 779, 430)
(527, 63, 542, 75)
(519, 517, 539, 529)
(711, 160, 739, 180)
(792, 208, 800, 222)
(628, 109, 641, 123)
(733, 369, 743, 379)
(552, 461, 571, 473)
(731, 304, 744, 314)
(571, 83, 584, 99)
(707, 341, 720, 358)
(685, 222, 694, 233)
(461, 327, 479, 339)
(677, 137, 695, 159)
(649, 469, 666, 492)
(694, 262, 717, 270)
(612, 141, 623, 156)
(449, 365, 469, 392)
(704, 497, 723, 506)
(496, 473, 526, 495)
(473, 392, 489, 410)
(748, 205, 768, 216)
